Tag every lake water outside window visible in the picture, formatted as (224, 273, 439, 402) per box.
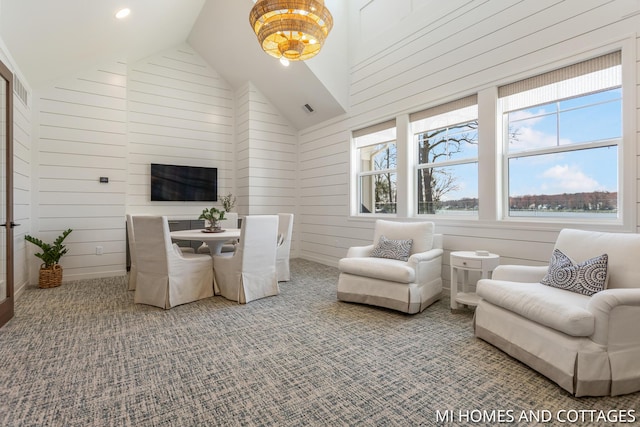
(500, 51, 622, 219)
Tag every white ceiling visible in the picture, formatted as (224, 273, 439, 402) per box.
(0, 0, 346, 129)
(188, 0, 346, 130)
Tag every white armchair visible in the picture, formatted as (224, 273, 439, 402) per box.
(132, 216, 213, 309)
(475, 228, 640, 396)
(213, 215, 279, 304)
(337, 220, 443, 314)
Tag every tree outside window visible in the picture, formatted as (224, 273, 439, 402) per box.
(412, 100, 479, 216)
(354, 124, 397, 214)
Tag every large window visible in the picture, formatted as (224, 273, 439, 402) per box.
(353, 121, 397, 214)
(500, 51, 621, 219)
(411, 96, 478, 215)
(349, 46, 631, 226)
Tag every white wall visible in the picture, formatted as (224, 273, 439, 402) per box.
(126, 43, 235, 217)
(13, 0, 640, 287)
(235, 82, 299, 252)
(12, 73, 31, 294)
(298, 0, 640, 290)
(236, 82, 298, 216)
(32, 61, 128, 282)
(29, 44, 236, 283)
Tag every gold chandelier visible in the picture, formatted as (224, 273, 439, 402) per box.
(249, 0, 333, 63)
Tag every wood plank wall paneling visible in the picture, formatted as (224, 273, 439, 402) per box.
(29, 44, 235, 283)
(10, 1, 640, 287)
(127, 44, 234, 220)
(12, 78, 32, 295)
(235, 82, 251, 217)
(35, 60, 128, 282)
(236, 82, 299, 254)
(297, 0, 640, 287)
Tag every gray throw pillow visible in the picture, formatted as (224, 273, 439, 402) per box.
(370, 235, 413, 262)
(540, 249, 608, 296)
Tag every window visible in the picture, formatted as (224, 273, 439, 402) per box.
(353, 120, 397, 214)
(411, 96, 478, 215)
(500, 51, 622, 219)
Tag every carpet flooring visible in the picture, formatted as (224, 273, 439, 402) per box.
(0, 259, 637, 426)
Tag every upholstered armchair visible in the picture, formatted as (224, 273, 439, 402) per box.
(475, 228, 640, 396)
(337, 220, 443, 314)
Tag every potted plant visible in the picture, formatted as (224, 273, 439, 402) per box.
(219, 193, 236, 213)
(199, 207, 226, 231)
(25, 228, 73, 288)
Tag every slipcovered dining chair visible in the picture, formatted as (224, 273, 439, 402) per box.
(213, 215, 279, 304)
(127, 214, 195, 291)
(133, 215, 213, 309)
(337, 220, 443, 314)
(126, 214, 138, 291)
(276, 213, 294, 282)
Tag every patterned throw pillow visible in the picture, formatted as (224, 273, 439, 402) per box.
(370, 235, 413, 262)
(540, 249, 608, 296)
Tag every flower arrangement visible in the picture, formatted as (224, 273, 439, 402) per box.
(199, 207, 226, 230)
(219, 193, 236, 213)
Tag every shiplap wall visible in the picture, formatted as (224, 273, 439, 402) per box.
(17, 0, 640, 286)
(33, 61, 128, 282)
(12, 74, 31, 294)
(127, 44, 235, 219)
(236, 82, 298, 251)
(298, 0, 640, 289)
(29, 44, 235, 283)
(236, 82, 297, 215)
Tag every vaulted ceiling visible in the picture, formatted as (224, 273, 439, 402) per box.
(0, 0, 347, 129)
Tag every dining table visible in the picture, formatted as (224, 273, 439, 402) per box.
(170, 228, 241, 255)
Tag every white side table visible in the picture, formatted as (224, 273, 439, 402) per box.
(450, 251, 500, 309)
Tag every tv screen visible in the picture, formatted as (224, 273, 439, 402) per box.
(150, 163, 218, 202)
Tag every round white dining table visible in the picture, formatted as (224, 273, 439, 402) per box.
(170, 228, 241, 255)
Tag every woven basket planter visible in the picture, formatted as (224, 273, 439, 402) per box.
(38, 264, 63, 289)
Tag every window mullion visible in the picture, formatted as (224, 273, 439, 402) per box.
(507, 139, 619, 160)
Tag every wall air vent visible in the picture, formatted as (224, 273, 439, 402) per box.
(302, 103, 315, 114)
(13, 76, 28, 107)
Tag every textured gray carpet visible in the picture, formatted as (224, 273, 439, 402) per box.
(0, 259, 637, 426)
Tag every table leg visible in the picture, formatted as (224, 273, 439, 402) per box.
(451, 266, 459, 309)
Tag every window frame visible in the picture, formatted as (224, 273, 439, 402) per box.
(411, 96, 479, 218)
(351, 121, 398, 216)
(414, 118, 479, 216)
(347, 37, 636, 232)
(498, 50, 627, 226)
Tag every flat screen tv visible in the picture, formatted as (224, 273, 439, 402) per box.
(150, 163, 218, 202)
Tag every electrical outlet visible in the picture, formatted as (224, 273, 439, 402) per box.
(96, 246, 103, 255)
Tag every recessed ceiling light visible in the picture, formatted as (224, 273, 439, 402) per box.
(115, 8, 131, 19)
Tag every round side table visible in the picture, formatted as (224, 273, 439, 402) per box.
(450, 251, 500, 310)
